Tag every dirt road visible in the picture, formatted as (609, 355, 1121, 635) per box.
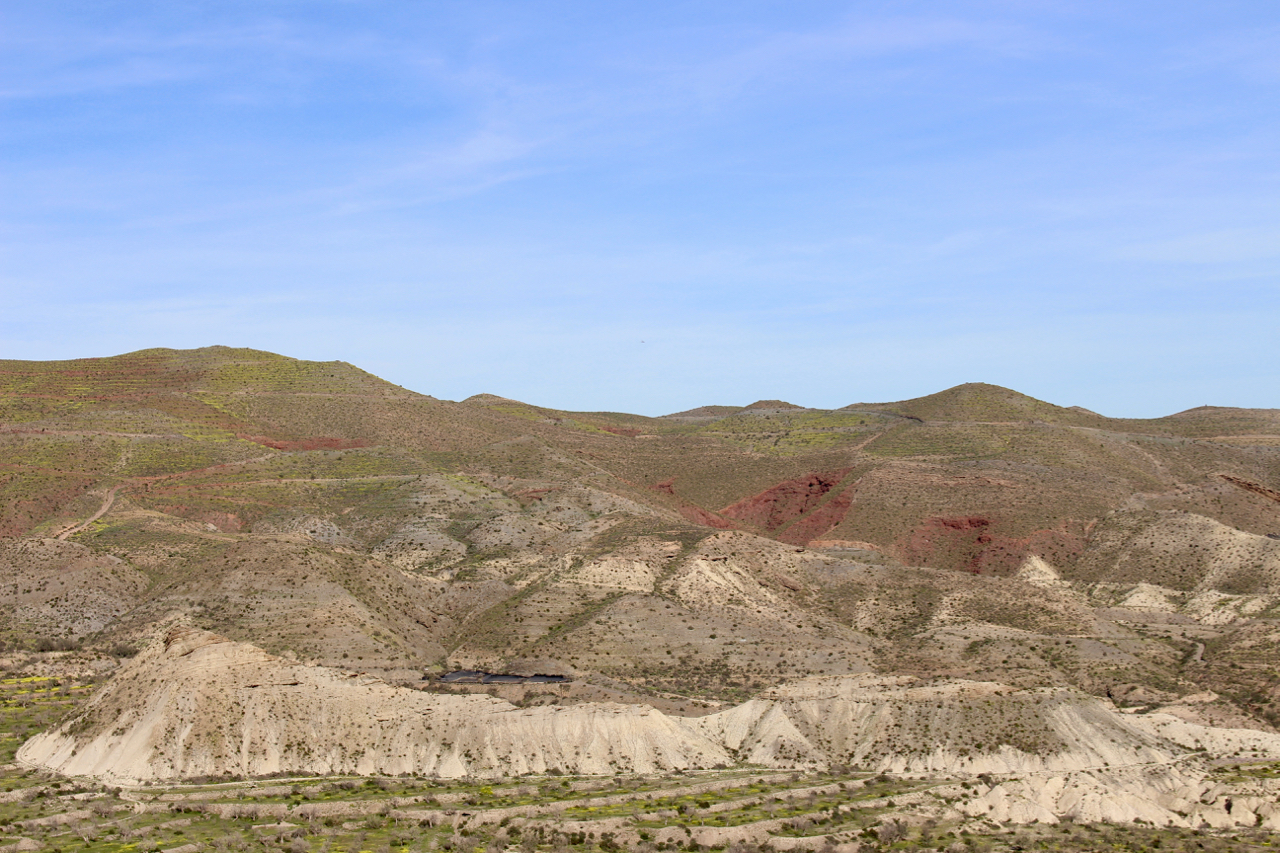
(56, 486, 120, 540)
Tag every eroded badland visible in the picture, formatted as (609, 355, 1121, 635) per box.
(3, 347, 1280, 852)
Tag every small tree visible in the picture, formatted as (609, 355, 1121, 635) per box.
(877, 820, 906, 845)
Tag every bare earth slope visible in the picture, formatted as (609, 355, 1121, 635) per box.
(25, 626, 1280, 831)
(12, 628, 1212, 783)
(18, 627, 732, 781)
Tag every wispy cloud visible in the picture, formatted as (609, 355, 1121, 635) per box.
(674, 13, 1043, 102)
(1165, 23, 1280, 82)
(1118, 227, 1280, 264)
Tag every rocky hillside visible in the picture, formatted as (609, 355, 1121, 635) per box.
(3, 346, 1280, 768)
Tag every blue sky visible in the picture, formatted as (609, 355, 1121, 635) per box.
(2, 1, 1277, 416)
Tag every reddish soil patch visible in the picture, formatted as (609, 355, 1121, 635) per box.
(652, 478, 677, 496)
(776, 488, 854, 545)
(601, 426, 642, 437)
(643, 476, 736, 530)
(1221, 474, 1280, 506)
(896, 516, 1086, 575)
(720, 469, 851, 531)
(237, 435, 368, 451)
(678, 505, 737, 530)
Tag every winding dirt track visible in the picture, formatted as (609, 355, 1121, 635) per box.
(56, 485, 120, 540)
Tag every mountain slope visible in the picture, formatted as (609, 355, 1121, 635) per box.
(3, 346, 1280, 738)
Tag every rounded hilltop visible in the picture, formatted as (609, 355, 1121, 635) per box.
(843, 382, 1106, 425)
(742, 399, 806, 411)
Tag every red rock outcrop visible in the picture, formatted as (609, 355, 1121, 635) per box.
(652, 477, 677, 496)
(720, 469, 852, 531)
(777, 489, 854, 545)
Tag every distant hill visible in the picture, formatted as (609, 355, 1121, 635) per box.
(843, 382, 1106, 426)
(0, 345, 516, 452)
(742, 400, 805, 411)
(661, 405, 746, 419)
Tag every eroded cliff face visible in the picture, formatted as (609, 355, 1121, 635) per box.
(719, 470, 852, 534)
(693, 674, 1182, 775)
(17, 627, 1259, 785)
(18, 628, 732, 782)
(22, 627, 1280, 828)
